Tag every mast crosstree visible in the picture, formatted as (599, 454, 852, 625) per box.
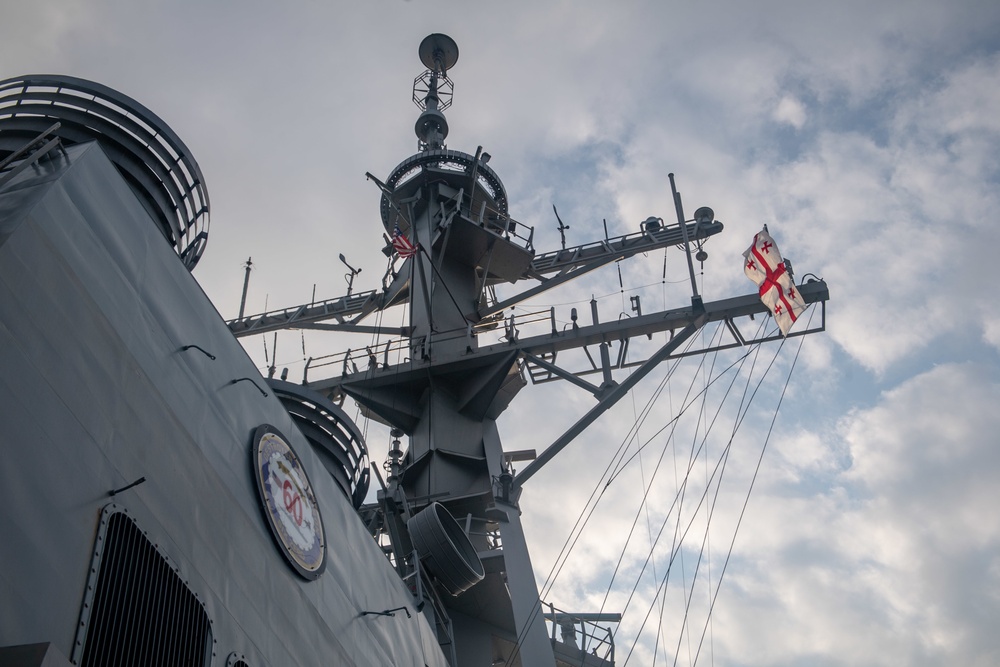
(230, 34, 830, 667)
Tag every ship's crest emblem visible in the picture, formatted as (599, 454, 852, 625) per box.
(252, 424, 326, 579)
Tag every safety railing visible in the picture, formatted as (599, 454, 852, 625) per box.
(543, 602, 618, 666)
(0, 75, 210, 269)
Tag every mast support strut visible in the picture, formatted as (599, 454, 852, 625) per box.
(513, 317, 705, 489)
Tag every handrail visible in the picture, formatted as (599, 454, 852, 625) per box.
(0, 75, 210, 269)
(0, 123, 63, 190)
(0, 121, 61, 172)
(543, 601, 618, 664)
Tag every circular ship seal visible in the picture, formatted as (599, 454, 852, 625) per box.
(252, 424, 326, 579)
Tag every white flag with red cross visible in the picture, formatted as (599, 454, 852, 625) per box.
(743, 228, 807, 336)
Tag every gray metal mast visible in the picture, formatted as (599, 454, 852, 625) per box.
(226, 34, 830, 667)
(379, 33, 559, 665)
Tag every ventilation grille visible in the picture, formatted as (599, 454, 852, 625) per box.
(226, 654, 251, 667)
(75, 505, 213, 667)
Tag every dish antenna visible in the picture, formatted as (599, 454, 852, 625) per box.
(418, 33, 459, 74)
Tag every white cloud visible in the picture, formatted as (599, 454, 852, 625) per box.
(773, 96, 807, 129)
(711, 363, 1000, 666)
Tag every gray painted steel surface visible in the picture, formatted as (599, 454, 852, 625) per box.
(0, 140, 446, 666)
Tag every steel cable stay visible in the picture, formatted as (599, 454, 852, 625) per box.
(634, 334, 672, 665)
(536, 331, 701, 593)
(602, 326, 766, 658)
(618, 338, 773, 665)
(659, 317, 721, 667)
(631, 328, 786, 666)
(597, 323, 735, 618)
(649, 248, 692, 667)
(688, 316, 719, 666)
(618, 317, 804, 666)
(668, 350, 747, 667)
(607, 328, 771, 663)
(624, 319, 719, 665)
(595, 324, 762, 632)
(670, 315, 717, 666)
(505, 331, 705, 665)
(601, 320, 731, 494)
(604, 326, 766, 487)
(604, 323, 727, 484)
(652, 382, 678, 666)
(685, 308, 813, 667)
(507, 317, 762, 664)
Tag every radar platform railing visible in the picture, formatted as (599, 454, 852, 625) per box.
(0, 75, 211, 268)
(543, 602, 618, 666)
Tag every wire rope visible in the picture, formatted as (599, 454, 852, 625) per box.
(505, 330, 705, 665)
(608, 324, 765, 658)
(620, 331, 782, 664)
(598, 323, 731, 617)
(688, 308, 814, 667)
(509, 318, 765, 663)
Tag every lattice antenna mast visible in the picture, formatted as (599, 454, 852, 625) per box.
(412, 34, 458, 151)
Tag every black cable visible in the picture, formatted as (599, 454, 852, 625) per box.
(689, 309, 814, 667)
(418, 245, 469, 325)
(611, 330, 765, 660)
(622, 323, 785, 664)
(506, 330, 704, 665)
(598, 324, 732, 618)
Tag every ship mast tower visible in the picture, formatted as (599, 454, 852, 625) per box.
(225, 33, 830, 667)
(369, 33, 561, 666)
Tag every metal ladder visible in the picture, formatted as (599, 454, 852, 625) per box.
(0, 122, 65, 190)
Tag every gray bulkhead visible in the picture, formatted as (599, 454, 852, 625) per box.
(0, 141, 447, 666)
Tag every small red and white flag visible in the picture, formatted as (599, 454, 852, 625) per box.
(743, 228, 806, 336)
(392, 224, 418, 259)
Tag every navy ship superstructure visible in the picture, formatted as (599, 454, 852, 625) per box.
(0, 35, 829, 667)
(0, 76, 447, 666)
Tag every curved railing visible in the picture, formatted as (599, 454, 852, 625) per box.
(0, 75, 210, 269)
(267, 380, 371, 509)
(379, 148, 509, 234)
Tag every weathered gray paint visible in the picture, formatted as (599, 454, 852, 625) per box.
(0, 142, 446, 666)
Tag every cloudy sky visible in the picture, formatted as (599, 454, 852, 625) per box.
(5, 1, 999, 665)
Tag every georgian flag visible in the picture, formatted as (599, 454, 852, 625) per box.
(743, 228, 806, 336)
(391, 224, 418, 259)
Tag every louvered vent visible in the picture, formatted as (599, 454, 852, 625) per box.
(226, 654, 251, 667)
(74, 505, 213, 667)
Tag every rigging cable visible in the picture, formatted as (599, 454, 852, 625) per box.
(688, 308, 814, 667)
(513, 332, 755, 663)
(511, 320, 755, 663)
(655, 312, 719, 667)
(621, 336, 771, 664)
(506, 330, 705, 665)
(619, 317, 799, 665)
(598, 323, 732, 617)
(672, 254, 715, 667)
(604, 322, 766, 660)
